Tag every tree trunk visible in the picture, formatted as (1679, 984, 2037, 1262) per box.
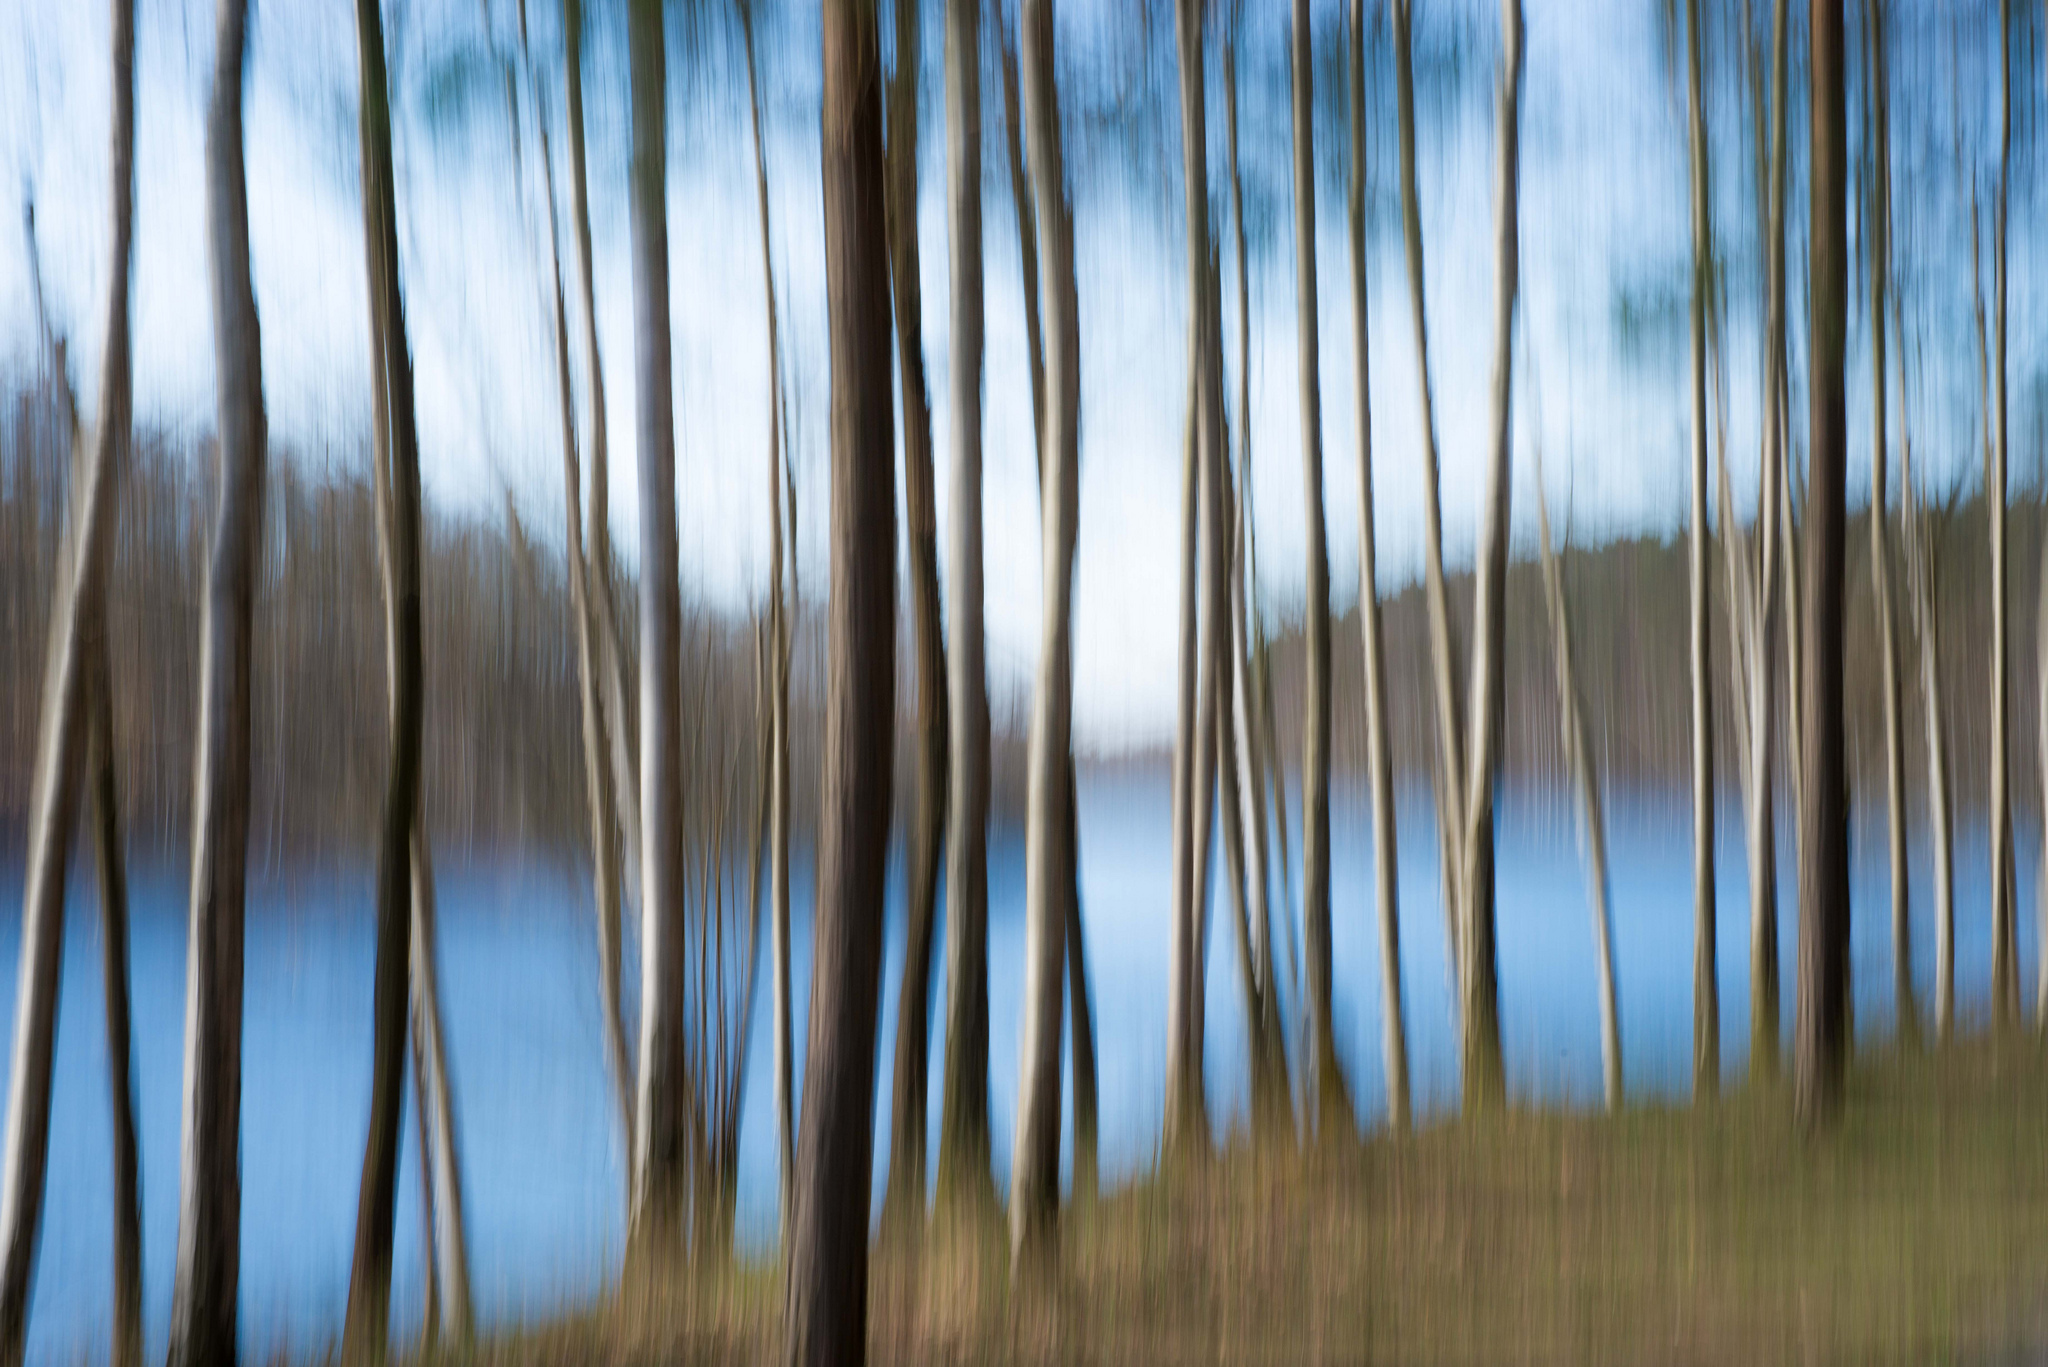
(1533, 454, 1622, 1110)
(934, 6, 1000, 1215)
(1453, 0, 1522, 1114)
(406, 829, 470, 1337)
(1166, 0, 1214, 1156)
(1064, 776, 1098, 1199)
(87, 639, 142, 1367)
(169, 2, 260, 1361)
(782, 0, 895, 1356)
(736, 0, 798, 1239)
(343, 0, 430, 1351)
(624, 0, 689, 1256)
(1899, 380, 1952, 1042)
(1392, 0, 1467, 1001)
(883, 0, 949, 1236)
(1862, 0, 1910, 1044)
(0, 7, 134, 1350)
(1794, 0, 1848, 1129)
(1347, 0, 1408, 1133)
(1684, 0, 1719, 1102)
(1291, 0, 1350, 1136)
(1988, 0, 2016, 1028)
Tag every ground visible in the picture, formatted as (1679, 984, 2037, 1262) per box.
(424, 1042, 2048, 1365)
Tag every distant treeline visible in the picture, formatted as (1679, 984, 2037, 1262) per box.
(1246, 498, 2044, 821)
(0, 375, 1039, 866)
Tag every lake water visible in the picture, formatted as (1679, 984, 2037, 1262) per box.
(0, 773, 2036, 1362)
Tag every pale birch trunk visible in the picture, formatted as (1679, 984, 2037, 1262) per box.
(344, 0, 432, 1351)
(1291, 0, 1351, 1134)
(626, 0, 689, 1254)
(783, 0, 895, 1350)
(0, 22, 135, 1338)
(883, 0, 950, 1234)
(1898, 378, 1952, 1041)
(737, 0, 797, 1235)
(1684, 0, 1719, 1100)
(170, 2, 260, 1361)
(1453, 0, 1522, 1112)
(1533, 454, 1621, 1110)
(1988, 0, 2016, 1028)
(1392, 0, 1466, 995)
(1349, 0, 1408, 1132)
(405, 831, 469, 1337)
(1166, 0, 1215, 1154)
(1863, 0, 1910, 1042)
(1010, 0, 1078, 1266)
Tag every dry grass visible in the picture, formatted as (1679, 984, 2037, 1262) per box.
(429, 1041, 2048, 1366)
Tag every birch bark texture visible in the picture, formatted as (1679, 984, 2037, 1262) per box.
(782, 0, 896, 1357)
(170, 3, 264, 1362)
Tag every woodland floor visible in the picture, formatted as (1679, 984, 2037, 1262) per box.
(409, 1041, 2048, 1366)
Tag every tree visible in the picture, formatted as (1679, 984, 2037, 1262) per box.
(554, 0, 636, 1187)
(1348, 0, 1409, 1132)
(1794, 0, 1848, 1128)
(1683, 0, 1719, 1100)
(0, 3, 136, 1345)
(1010, 0, 1080, 1268)
(1987, 0, 2017, 1029)
(882, 0, 951, 1236)
(168, 1, 264, 1361)
(342, 0, 438, 1351)
(782, 0, 896, 1355)
(1862, 0, 1910, 1042)
(625, 0, 689, 1256)
(1533, 449, 1622, 1110)
(1166, 0, 1217, 1157)
(1292, 0, 1351, 1136)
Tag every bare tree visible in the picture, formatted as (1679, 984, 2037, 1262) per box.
(1166, 0, 1216, 1154)
(1987, 0, 2017, 1028)
(1292, 0, 1352, 1135)
(782, 0, 896, 1356)
(1349, 0, 1408, 1133)
(168, 2, 263, 1361)
(625, 0, 690, 1256)
(1011, 0, 1080, 1268)
(343, 0, 438, 1350)
(88, 640, 141, 1367)
(1683, 0, 1719, 1100)
(1533, 450, 1622, 1110)
(1794, 0, 1848, 1128)
(883, 0, 950, 1237)
(0, 7, 136, 1343)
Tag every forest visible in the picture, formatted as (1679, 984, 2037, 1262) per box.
(1, 0, 2046, 1363)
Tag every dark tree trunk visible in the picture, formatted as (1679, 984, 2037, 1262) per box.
(782, 0, 896, 1357)
(1794, 0, 1849, 1129)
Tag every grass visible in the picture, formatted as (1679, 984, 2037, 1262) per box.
(426, 1041, 2048, 1365)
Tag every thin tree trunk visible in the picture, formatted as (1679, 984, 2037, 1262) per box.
(735, 0, 795, 1237)
(405, 829, 470, 1338)
(1010, 0, 1077, 1270)
(1898, 377, 1952, 1043)
(1187, 247, 1227, 1136)
(344, 0, 430, 1351)
(87, 639, 141, 1367)
(1988, 0, 2016, 1028)
(883, 0, 949, 1235)
(1166, 0, 1214, 1155)
(1862, 0, 1910, 1044)
(170, 1, 260, 1361)
(782, 0, 895, 1352)
(1291, 0, 1350, 1135)
(626, 0, 688, 1256)
(933, 3, 999, 1213)
(1064, 776, 1098, 1199)
(1392, 0, 1466, 996)
(1533, 453, 1622, 1110)
(1454, 0, 1522, 1114)
(1, 10, 135, 1340)
(1684, 0, 1719, 1101)
(1348, 0, 1408, 1133)
(1794, 0, 1849, 1129)
(538, 69, 634, 1186)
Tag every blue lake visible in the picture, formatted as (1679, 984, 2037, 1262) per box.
(0, 772, 2035, 1362)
